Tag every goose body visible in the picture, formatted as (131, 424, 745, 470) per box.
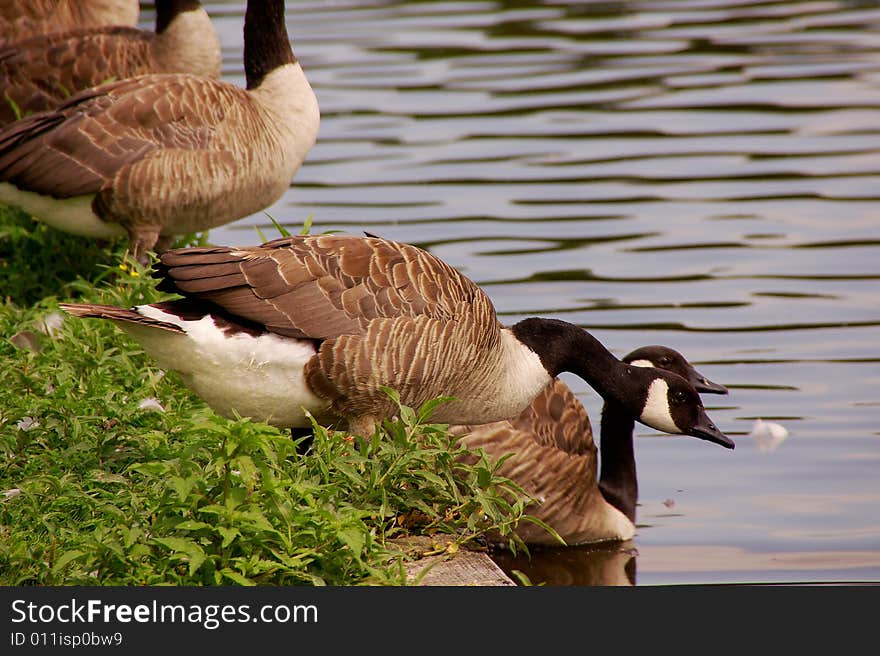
(0, 0, 221, 127)
(0, 0, 318, 259)
(0, 0, 139, 45)
(61, 235, 734, 446)
(456, 346, 731, 546)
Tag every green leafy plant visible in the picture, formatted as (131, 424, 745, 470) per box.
(253, 213, 314, 243)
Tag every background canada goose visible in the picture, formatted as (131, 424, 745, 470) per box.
(59, 234, 735, 448)
(0, 0, 221, 127)
(0, 0, 139, 45)
(0, 0, 319, 260)
(455, 346, 731, 546)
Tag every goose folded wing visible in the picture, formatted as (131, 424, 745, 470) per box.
(0, 25, 148, 64)
(457, 421, 599, 510)
(0, 27, 153, 122)
(0, 74, 231, 198)
(155, 235, 502, 341)
(513, 378, 595, 456)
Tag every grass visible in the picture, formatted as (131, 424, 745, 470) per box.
(0, 207, 537, 585)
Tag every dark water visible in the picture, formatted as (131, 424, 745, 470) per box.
(175, 0, 880, 585)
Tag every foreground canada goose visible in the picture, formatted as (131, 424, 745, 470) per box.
(0, 0, 319, 260)
(0, 0, 139, 45)
(0, 0, 221, 127)
(60, 234, 734, 449)
(455, 346, 731, 546)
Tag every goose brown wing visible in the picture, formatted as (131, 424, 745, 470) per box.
(0, 1, 54, 42)
(0, 1, 48, 23)
(452, 380, 595, 463)
(457, 420, 601, 544)
(0, 0, 138, 45)
(0, 73, 235, 198)
(0, 27, 154, 125)
(155, 234, 501, 341)
(510, 378, 595, 456)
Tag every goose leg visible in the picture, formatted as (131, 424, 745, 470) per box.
(126, 226, 161, 267)
(347, 415, 379, 440)
(154, 233, 177, 253)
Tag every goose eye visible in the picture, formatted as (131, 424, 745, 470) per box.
(672, 390, 687, 404)
(660, 356, 671, 365)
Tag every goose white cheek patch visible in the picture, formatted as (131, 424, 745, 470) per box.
(640, 378, 680, 434)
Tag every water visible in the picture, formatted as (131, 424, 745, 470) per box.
(171, 0, 880, 585)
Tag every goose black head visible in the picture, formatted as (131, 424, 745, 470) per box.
(624, 345, 728, 395)
(628, 367, 734, 449)
(508, 319, 733, 449)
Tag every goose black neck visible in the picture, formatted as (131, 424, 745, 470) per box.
(155, 0, 200, 34)
(511, 318, 639, 410)
(244, 0, 296, 90)
(597, 401, 638, 522)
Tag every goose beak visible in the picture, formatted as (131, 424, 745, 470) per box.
(689, 370, 728, 395)
(689, 408, 735, 449)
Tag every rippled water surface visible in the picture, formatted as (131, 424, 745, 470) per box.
(180, 0, 880, 584)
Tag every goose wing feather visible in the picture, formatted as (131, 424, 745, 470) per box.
(0, 27, 154, 125)
(156, 234, 498, 340)
(59, 302, 184, 333)
(457, 409, 602, 545)
(511, 378, 595, 455)
(0, 1, 139, 44)
(454, 379, 595, 456)
(0, 74, 235, 198)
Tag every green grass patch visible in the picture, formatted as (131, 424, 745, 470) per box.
(0, 206, 534, 585)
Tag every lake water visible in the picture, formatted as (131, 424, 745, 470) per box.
(179, 0, 880, 585)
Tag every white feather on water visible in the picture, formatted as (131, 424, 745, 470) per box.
(749, 419, 789, 453)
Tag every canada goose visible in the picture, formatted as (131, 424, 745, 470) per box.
(0, 0, 221, 127)
(0, 0, 319, 261)
(59, 234, 734, 451)
(0, 0, 139, 45)
(455, 346, 731, 546)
